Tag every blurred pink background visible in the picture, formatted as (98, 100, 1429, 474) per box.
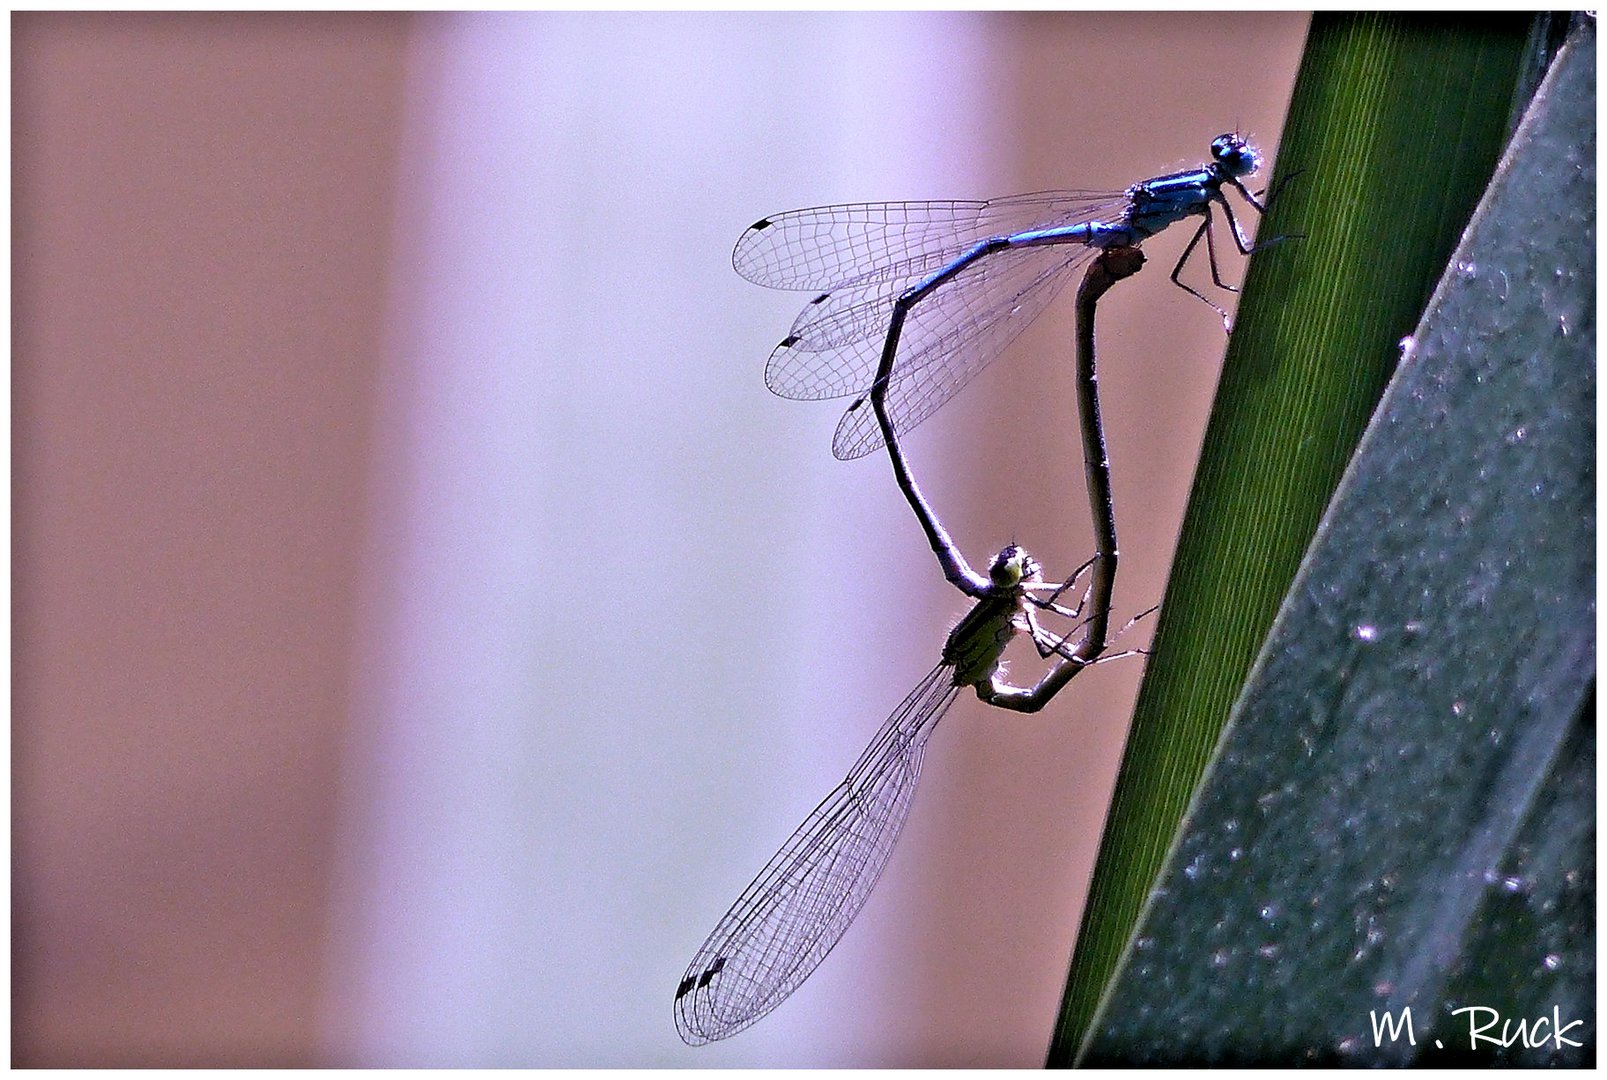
(13, 11, 1308, 1067)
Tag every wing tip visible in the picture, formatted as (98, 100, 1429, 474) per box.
(831, 395, 885, 461)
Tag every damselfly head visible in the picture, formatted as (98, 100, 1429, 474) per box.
(989, 544, 1041, 588)
(1210, 133, 1261, 179)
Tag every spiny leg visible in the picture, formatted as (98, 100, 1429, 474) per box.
(1169, 214, 1233, 326)
(1028, 587, 1155, 665)
(1219, 180, 1304, 255)
(1202, 209, 1237, 292)
(1075, 602, 1163, 667)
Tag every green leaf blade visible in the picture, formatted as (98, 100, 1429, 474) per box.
(1062, 17, 1594, 1066)
(1049, 13, 1549, 1064)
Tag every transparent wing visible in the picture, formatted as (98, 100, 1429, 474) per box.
(675, 663, 962, 1045)
(828, 241, 1091, 459)
(766, 234, 1097, 410)
(733, 190, 1126, 291)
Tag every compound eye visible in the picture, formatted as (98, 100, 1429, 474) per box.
(989, 545, 1026, 586)
(1211, 134, 1234, 159)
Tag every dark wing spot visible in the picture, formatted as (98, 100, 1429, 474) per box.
(779, 334, 800, 348)
(676, 975, 697, 1000)
(750, 218, 773, 231)
(809, 292, 830, 305)
(846, 395, 866, 413)
(697, 956, 727, 988)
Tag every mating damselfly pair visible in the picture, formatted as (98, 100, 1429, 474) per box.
(676, 134, 1283, 1046)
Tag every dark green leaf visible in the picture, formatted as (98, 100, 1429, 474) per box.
(1071, 19, 1594, 1066)
(1050, 12, 1559, 1064)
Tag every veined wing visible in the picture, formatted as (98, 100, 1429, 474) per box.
(675, 663, 962, 1045)
(763, 199, 1112, 408)
(827, 240, 1090, 460)
(734, 190, 1126, 292)
(768, 234, 1096, 408)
